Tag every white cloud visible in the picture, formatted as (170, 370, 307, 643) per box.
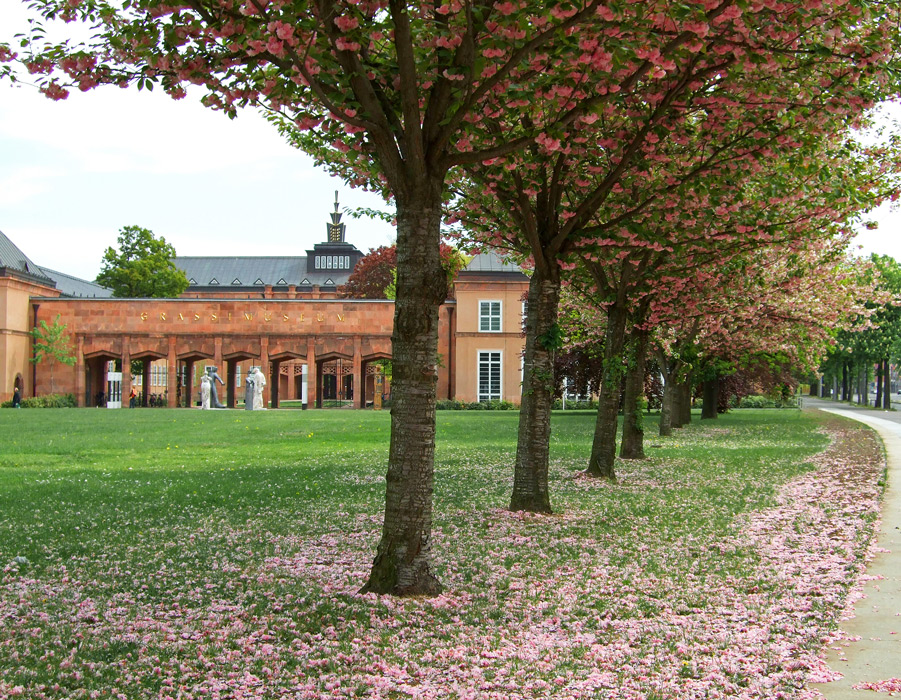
(0, 166, 63, 206)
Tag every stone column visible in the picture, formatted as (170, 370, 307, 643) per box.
(184, 360, 195, 407)
(260, 337, 270, 409)
(214, 337, 224, 405)
(75, 335, 86, 408)
(226, 359, 237, 409)
(286, 361, 297, 401)
(306, 338, 317, 409)
(353, 336, 363, 409)
(270, 360, 281, 408)
(167, 337, 177, 408)
(121, 337, 131, 409)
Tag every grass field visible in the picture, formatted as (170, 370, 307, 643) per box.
(0, 407, 885, 699)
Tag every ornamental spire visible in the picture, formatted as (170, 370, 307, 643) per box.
(327, 190, 346, 243)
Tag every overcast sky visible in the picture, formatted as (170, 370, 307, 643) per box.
(1, 33, 900, 282)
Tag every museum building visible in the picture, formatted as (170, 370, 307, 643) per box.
(0, 203, 529, 409)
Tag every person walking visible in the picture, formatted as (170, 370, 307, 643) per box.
(12, 386, 21, 408)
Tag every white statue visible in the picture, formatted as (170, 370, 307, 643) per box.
(200, 374, 211, 410)
(252, 367, 267, 410)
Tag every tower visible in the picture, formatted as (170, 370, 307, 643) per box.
(327, 191, 346, 243)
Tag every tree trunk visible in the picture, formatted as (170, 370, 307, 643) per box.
(883, 357, 892, 409)
(658, 355, 679, 437)
(876, 360, 884, 409)
(858, 364, 868, 407)
(701, 375, 719, 420)
(677, 375, 693, 426)
(620, 327, 649, 459)
(362, 189, 446, 597)
(585, 301, 629, 478)
(510, 269, 561, 513)
(841, 362, 849, 401)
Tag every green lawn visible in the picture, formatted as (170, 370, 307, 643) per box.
(0, 407, 883, 699)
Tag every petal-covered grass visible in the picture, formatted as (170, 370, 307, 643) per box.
(0, 408, 884, 699)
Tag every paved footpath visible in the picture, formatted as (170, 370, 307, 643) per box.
(804, 398, 901, 698)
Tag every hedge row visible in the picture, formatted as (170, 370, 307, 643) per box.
(1, 393, 76, 409)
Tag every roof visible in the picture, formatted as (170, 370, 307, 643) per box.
(174, 256, 352, 288)
(0, 229, 57, 286)
(461, 251, 527, 275)
(38, 266, 113, 298)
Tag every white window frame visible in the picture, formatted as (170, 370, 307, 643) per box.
(479, 300, 502, 333)
(477, 350, 503, 402)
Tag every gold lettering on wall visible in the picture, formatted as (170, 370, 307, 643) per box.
(134, 308, 364, 324)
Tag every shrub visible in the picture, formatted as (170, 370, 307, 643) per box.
(553, 399, 597, 410)
(436, 399, 516, 411)
(2, 393, 76, 408)
(739, 395, 775, 409)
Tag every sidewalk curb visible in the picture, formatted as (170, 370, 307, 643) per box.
(808, 409, 901, 699)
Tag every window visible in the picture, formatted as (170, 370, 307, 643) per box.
(478, 351, 502, 402)
(479, 300, 502, 332)
(521, 300, 528, 332)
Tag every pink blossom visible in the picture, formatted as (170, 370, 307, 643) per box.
(334, 15, 359, 32)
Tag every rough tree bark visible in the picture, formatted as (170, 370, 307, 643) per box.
(620, 326, 650, 459)
(361, 187, 447, 596)
(876, 360, 883, 409)
(883, 357, 892, 409)
(701, 375, 719, 420)
(658, 354, 680, 437)
(676, 375, 694, 427)
(585, 301, 629, 478)
(510, 269, 561, 513)
(858, 364, 868, 407)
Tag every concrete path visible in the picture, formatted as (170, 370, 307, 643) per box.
(804, 398, 901, 698)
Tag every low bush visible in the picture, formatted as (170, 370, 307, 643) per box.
(552, 399, 597, 410)
(2, 393, 76, 409)
(436, 399, 515, 411)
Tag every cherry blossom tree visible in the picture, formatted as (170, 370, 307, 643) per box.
(451, 5, 901, 502)
(6, 0, 733, 594)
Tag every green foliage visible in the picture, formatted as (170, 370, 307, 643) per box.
(537, 323, 564, 352)
(30, 314, 75, 395)
(1, 394, 76, 409)
(436, 399, 515, 410)
(552, 398, 598, 410)
(736, 394, 800, 409)
(95, 225, 189, 298)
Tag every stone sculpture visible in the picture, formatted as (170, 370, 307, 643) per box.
(252, 367, 267, 410)
(206, 366, 226, 408)
(200, 375, 211, 410)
